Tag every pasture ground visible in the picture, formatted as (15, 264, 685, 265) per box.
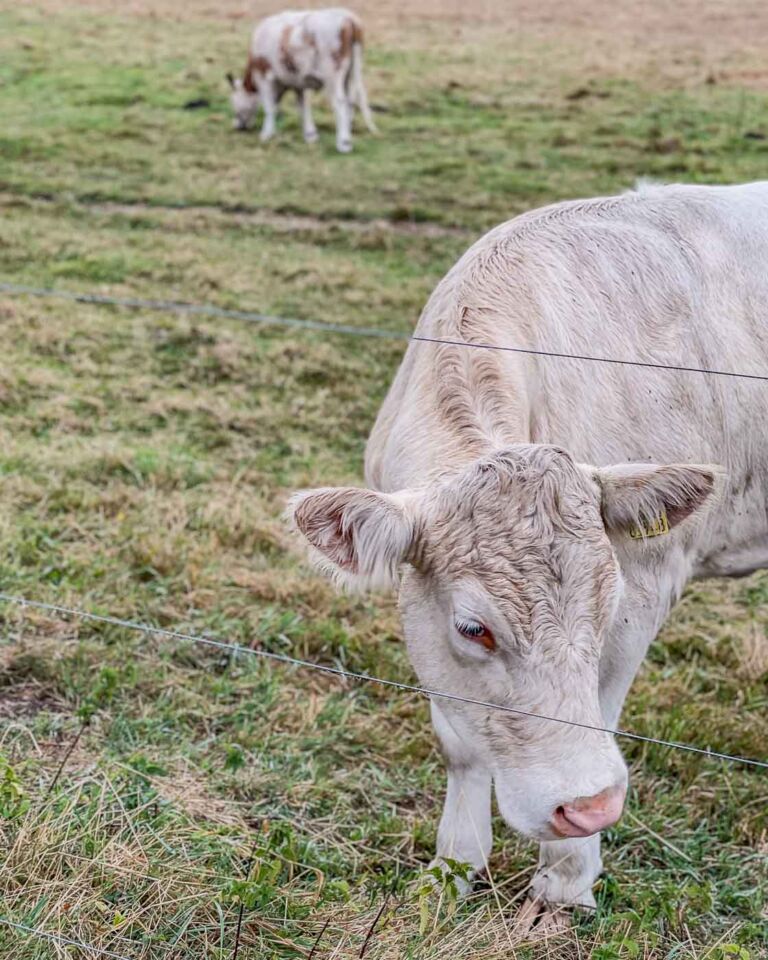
(0, 0, 767, 956)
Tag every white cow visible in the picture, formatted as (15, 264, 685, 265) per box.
(227, 7, 376, 153)
(289, 181, 768, 929)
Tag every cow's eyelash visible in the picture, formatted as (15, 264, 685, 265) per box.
(454, 617, 496, 651)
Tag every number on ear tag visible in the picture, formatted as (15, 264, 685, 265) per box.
(629, 512, 670, 540)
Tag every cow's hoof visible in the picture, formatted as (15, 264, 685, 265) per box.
(514, 897, 572, 939)
(336, 141, 353, 153)
(304, 130, 319, 144)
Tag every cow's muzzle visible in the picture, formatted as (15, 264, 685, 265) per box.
(550, 785, 625, 838)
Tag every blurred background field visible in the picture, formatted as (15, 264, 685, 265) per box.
(0, 0, 766, 956)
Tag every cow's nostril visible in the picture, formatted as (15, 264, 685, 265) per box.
(550, 786, 625, 838)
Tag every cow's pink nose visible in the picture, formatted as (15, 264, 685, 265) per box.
(551, 786, 625, 838)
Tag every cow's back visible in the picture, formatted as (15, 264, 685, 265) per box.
(252, 8, 359, 59)
(366, 183, 768, 516)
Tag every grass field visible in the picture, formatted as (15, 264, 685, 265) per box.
(0, 1, 767, 957)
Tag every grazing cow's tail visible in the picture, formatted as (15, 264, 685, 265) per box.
(350, 37, 377, 133)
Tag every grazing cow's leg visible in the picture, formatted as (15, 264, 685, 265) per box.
(259, 81, 278, 142)
(327, 72, 353, 153)
(529, 836, 603, 909)
(522, 599, 665, 926)
(514, 835, 602, 935)
(297, 89, 318, 143)
(428, 702, 493, 894)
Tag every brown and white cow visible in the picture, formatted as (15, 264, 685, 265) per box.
(227, 7, 376, 153)
(289, 181, 768, 928)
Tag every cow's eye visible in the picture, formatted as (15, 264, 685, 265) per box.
(455, 618, 496, 651)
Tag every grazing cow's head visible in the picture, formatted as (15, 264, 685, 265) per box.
(289, 445, 716, 841)
(227, 73, 259, 130)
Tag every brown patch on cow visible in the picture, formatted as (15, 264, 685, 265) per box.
(243, 54, 270, 93)
(280, 24, 298, 73)
(333, 18, 360, 67)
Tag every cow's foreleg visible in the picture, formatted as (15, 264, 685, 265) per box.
(259, 81, 278, 142)
(529, 835, 603, 908)
(522, 598, 664, 927)
(515, 835, 602, 935)
(428, 702, 492, 895)
(327, 73, 353, 153)
(297, 89, 318, 144)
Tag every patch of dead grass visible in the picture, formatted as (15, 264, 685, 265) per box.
(737, 622, 768, 681)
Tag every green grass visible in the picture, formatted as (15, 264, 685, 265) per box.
(0, 2, 767, 957)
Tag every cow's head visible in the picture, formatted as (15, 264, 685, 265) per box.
(288, 445, 717, 840)
(227, 73, 259, 130)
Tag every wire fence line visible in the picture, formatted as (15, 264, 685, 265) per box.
(5, 280, 768, 383)
(0, 281, 402, 342)
(1, 593, 765, 770)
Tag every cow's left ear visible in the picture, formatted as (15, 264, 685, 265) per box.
(596, 462, 721, 538)
(287, 486, 420, 592)
(226, 72, 236, 89)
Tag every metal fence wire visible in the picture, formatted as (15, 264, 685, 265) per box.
(5, 280, 768, 382)
(1, 594, 765, 770)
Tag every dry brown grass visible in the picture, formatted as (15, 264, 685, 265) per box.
(737, 623, 768, 682)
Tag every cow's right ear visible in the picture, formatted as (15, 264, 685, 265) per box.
(596, 462, 720, 539)
(287, 486, 419, 592)
(226, 72, 236, 89)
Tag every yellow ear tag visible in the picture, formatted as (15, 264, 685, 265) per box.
(629, 512, 670, 540)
